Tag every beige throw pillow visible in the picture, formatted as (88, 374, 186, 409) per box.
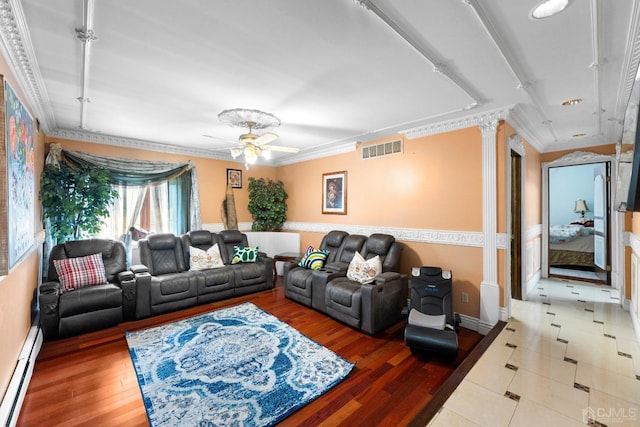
(189, 244, 224, 270)
(346, 251, 381, 284)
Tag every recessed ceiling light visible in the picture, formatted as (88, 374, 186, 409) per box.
(562, 98, 582, 106)
(572, 133, 587, 138)
(530, 0, 571, 19)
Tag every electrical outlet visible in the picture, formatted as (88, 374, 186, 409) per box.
(461, 292, 469, 303)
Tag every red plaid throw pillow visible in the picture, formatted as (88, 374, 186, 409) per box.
(53, 252, 108, 293)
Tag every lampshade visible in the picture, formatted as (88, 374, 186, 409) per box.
(574, 199, 590, 216)
(244, 146, 258, 164)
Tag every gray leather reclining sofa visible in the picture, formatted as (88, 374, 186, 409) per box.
(283, 231, 408, 335)
(134, 230, 274, 318)
(40, 231, 274, 339)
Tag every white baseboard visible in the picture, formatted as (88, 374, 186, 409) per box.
(631, 300, 640, 346)
(0, 322, 42, 427)
(458, 313, 480, 333)
(525, 270, 542, 300)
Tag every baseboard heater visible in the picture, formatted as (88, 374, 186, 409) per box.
(0, 321, 42, 427)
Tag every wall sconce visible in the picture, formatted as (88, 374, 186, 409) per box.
(574, 199, 590, 218)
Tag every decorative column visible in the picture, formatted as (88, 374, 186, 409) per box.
(479, 119, 500, 333)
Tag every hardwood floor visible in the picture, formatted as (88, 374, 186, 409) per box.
(17, 280, 484, 426)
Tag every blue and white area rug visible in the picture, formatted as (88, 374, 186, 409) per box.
(126, 302, 355, 426)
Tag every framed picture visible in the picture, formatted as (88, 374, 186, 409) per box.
(322, 171, 347, 215)
(227, 168, 242, 188)
(3, 79, 35, 271)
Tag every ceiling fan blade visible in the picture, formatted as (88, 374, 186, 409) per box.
(263, 145, 299, 153)
(253, 132, 279, 146)
(230, 147, 243, 158)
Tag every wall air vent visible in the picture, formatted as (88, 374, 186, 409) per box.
(361, 139, 403, 160)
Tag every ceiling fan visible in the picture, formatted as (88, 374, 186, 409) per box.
(210, 108, 300, 167)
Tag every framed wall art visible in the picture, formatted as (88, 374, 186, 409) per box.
(227, 168, 242, 188)
(4, 78, 35, 270)
(322, 171, 347, 215)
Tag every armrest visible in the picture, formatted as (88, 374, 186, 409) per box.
(117, 270, 136, 320)
(322, 262, 349, 273)
(117, 270, 135, 282)
(134, 270, 152, 319)
(360, 273, 409, 335)
(39, 281, 62, 339)
(311, 268, 348, 312)
(372, 271, 402, 285)
(282, 260, 299, 278)
(130, 264, 149, 274)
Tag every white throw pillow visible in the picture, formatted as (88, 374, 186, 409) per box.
(346, 251, 381, 284)
(189, 244, 224, 270)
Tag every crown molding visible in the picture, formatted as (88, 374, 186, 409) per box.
(400, 105, 513, 139)
(0, 0, 56, 132)
(48, 128, 231, 160)
(271, 140, 358, 166)
(542, 150, 614, 167)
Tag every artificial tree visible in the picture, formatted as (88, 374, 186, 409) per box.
(39, 162, 118, 244)
(247, 177, 288, 231)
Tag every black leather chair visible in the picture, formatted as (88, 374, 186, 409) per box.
(404, 266, 460, 356)
(137, 233, 199, 317)
(283, 230, 348, 306)
(181, 230, 234, 304)
(217, 230, 274, 296)
(39, 239, 135, 339)
(310, 233, 368, 311)
(324, 234, 407, 334)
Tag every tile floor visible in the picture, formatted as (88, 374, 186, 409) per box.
(428, 278, 640, 426)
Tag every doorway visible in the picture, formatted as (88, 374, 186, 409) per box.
(547, 162, 610, 285)
(510, 150, 523, 300)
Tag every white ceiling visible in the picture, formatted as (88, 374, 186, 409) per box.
(2, 0, 640, 166)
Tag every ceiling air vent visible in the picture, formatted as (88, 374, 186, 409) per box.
(361, 139, 403, 160)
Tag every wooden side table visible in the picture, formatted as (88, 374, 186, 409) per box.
(272, 252, 301, 283)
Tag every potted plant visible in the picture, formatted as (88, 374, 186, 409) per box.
(39, 162, 118, 244)
(247, 177, 288, 231)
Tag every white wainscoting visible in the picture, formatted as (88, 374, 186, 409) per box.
(245, 232, 301, 276)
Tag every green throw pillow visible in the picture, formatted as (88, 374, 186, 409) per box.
(232, 245, 259, 264)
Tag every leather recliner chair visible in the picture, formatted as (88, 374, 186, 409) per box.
(181, 230, 235, 304)
(310, 233, 368, 311)
(217, 230, 274, 296)
(324, 233, 407, 335)
(137, 233, 199, 317)
(39, 239, 135, 339)
(283, 230, 348, 306)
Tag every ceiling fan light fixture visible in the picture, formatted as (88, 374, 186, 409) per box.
(244, 146, 259, 164)
(530, 0, 570, 19)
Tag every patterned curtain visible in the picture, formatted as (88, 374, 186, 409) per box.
(45, 144, 202, 262)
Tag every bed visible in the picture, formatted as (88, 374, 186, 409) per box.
(549, 222, 595, 269)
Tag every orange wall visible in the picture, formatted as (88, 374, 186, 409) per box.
(279, 128, 483, 231)
(0, 59, 45, 399)
(279, 127, 485, 318)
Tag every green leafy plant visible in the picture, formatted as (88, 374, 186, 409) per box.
(39, 163, 119, 243)
(247, 177, 288, 231)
